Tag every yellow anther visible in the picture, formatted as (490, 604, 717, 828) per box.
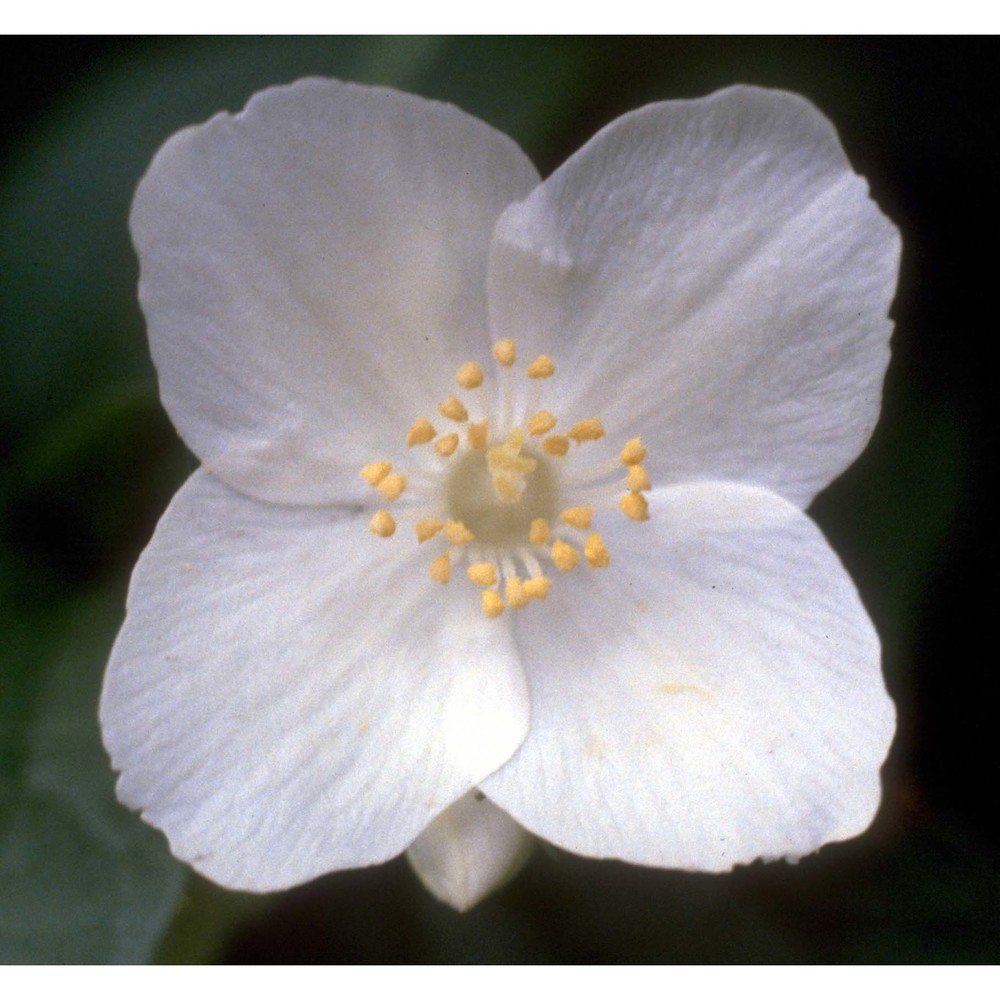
(377, 472, 407, 501)
(505, 576, 531, 610)
(527, 410, 558, 436)
(406, 417, 436, 446)
(620, 437, 647, 465)
(455, 361, 484, 389)
(492, 338, 516, 367)
(445, 520, 475, 545)
(584, 532, 611, 569)
(415, 518, 443, 543)
(526, 355, 556, 379)
(360, 461, 392, 486)
(482, 590, 505, 618)
(467, 562, 498, 587)
(560, 506, 593, 530)
(551, 539, 580, 573)
(627, 464, 652, 492)
(620, 491, 650, 522)
(528, 518, 550, 546)
(434, 433, 460, 457)
(523, 576, 553, 600)
(541, 435, 569, 456)
(468, 420, 489, 450)
(568, 418, 605, 443)
(438, 395, 468, 422)
(368, 510, 396, 538)
(429, 553, 451, 584)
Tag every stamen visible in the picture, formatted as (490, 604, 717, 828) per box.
(560, 506, 593, 530)
(377, 472, 407, 501)
(445, 520, 475, 545)
(482, 590, 505, 618)
(360, 461, 392, 486)
(429, 553, 451, 584)
(551, 539, 580, 572)
(620, 492, 650, 522)
(455, 361, 484, 389)
(620, 437, 646, 465)
(541, 435, 569, 456)
(627, 464, 652, 492)
(523, 577, 553, 600)
(468, 420, 488, 450)
(584, 532, 611, 568)
(438, 395, 469, 422)
(467, 562, 498, 587)
(528, 518, 550, 546)
(406, 417, 436, 446)
(368, 510, 396, 538)
(492, 339, 516, 367)
(415, 518, 443, 543)
(527, 410, 557, 436)
(434, 433, 460, 457)
(568, 418, 605, 443)
(505, 576, 531, 609)
(526, 355, 556, 379)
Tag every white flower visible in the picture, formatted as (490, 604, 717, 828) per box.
(100, 79, 900, 912)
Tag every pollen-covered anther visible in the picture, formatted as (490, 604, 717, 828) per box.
(376, 472, 407, 502)
(620, 437, 646, 465)
(468, 420, 488, 450)
(406, 417, 436, 446)
(560, 506, 593, 530)
(492, 338, 516, 367)
(505, 576, 531, 610)
(620, 491, 650, 522)
(467, 562, 498, 587)
(584, 532, 611, 569)
(526, 355, 555, 379)
(527, 410, 557, 436)
(445, 520, 474, 545)
(360, 460, 392, 486)
(551, 539, 580, 573)
(415, 518, 443, 543)
(455, 361, 484, 389)
(438, 395, 468, 422)
(568, 418, 605, 443)
(482, 590, 505, 618)
(523, 576, 553, 600)
(528, 518, 550, 546)
(368, 510, 396, 538)
(627, 464, 652, 492)
(541, 435, 569, 457)
(429, 553, 451, 584)
(434, 433, 459, 457)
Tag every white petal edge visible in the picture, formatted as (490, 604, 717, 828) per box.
(481, 480, 895, 871)
(406, 792, 533, 911)
(100, 469, 529, 891)
(488, 85, 901, 508)
(132, 78, 540, 505)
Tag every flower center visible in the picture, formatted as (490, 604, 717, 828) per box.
(360, 339, 651, 618)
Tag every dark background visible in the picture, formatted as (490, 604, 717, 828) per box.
(1, 36, 996, 963)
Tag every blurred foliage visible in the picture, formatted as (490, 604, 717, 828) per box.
(0, 37, 995, 963)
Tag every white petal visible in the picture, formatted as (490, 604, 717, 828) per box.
(481, 481, 894, 871)
(488, 86, 900, 508)
(406, 792, 533, 911)
(100, 470, 529, 891)
(132, 78, 540, 505)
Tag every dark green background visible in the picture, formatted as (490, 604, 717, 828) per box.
(1, 37, 996, 963)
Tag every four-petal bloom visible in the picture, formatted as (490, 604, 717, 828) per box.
(101, 79, 900, 911)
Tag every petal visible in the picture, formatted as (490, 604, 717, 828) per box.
(132, 78, 540, 505)
(488, 86, 900, 508)
(481, 481, 894, 872)
(406, 792, 533, 911)
(100, 470, 529, 892)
